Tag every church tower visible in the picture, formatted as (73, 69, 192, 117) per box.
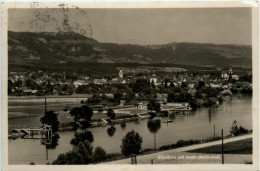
(119, 68, 123, 78)
(228, 65, 233, 81)
(228, 65, 233, 75)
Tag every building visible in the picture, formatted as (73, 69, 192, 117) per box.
(187, 88, 197, 96)
(93, 79, 107, 85)
(232, 75, 239, 81)
(73, 80, 89, 88)
(221, 65, 239, 81)
(137, 101, 148, 110)
(210, 83, 221, 88)
(150, 77, 158, 85)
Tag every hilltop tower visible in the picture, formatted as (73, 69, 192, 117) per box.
(119, 68, 123, 78)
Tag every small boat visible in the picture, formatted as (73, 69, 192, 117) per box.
(163, 119, 173, 123)
(163, 112, 173, 123)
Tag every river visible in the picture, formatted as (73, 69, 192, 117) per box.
(8, 95, 252, 164)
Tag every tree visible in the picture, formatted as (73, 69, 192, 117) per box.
(76, 140, 93, 164)
(207, 87, 218, 98)
(70, 131, 94, 146)
(70, 105, 93, 130)
(70, 107, 81, 122)
(107, 108, 115, 119)
(132, 79, 150, 93)
(197, 81, 205, 90)
(147, 119, 161, 151)
(114, 92, 123, 102)
(80, 105, 93, 121)
(40, 111, 60, 132)
(8, 80, 12, 94)
(121, 130, 143, 156)
(25, 79, 37, 89)
(169, 82, 175, 88)
(230, 120, 239, 136)
(230, 120, 248, 136)
(167, 92, 175, 102)
(181, 81, 187, 88)
(92, 146, 107, 163)
(53, 140, 93, 164)
(147, 99, 161, 113)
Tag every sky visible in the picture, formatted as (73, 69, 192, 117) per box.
(8, 8, 252, 45)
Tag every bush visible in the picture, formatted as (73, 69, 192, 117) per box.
(107, 108, 115, 119)
(176, 140, 185, 147)
(106, 153, 124, 161)
(238, 126, 249, 134)
(230, 120, 248, 136)
(121, 130, 143, 156)
(92, 146, 107, 163)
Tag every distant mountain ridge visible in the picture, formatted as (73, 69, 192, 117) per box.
(8, 31, 252, 67)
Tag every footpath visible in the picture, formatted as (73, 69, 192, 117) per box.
(105, 134, 252, 164)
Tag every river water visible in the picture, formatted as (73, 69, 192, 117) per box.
(8, 95, 252, 165)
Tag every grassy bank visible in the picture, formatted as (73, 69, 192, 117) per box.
(187, 138, 252, 154)
(99, 132, 252, 164)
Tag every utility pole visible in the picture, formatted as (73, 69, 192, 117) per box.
(221, 129, 224, 164)
(45, 97, 47, 113)
(214, 124, 215, 140)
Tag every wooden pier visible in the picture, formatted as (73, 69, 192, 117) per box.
(11, 125, 53, 139)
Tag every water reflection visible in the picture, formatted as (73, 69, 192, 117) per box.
(168, 114, 176, 120)
(208, 109, 211, 123)
(134, 120, 140, 125)
(147, 119, 161, 151)
(120, 122, 126, 129)
(70, 130, 94, 146)
(41, 134, 60, 150)
(107, 126, 116, 137)
(41, 134, 60, 161)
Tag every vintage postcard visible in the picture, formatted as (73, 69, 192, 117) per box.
(1, 1, 259, 171)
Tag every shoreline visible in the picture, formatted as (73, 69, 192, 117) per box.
(103, 133, 252, 164)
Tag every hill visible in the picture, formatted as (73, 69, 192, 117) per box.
(8, 31, 252, 67)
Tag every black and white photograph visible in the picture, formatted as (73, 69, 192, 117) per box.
(1, 1, 259, 170)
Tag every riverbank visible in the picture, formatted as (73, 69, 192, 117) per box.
(57, 113, 150, 131)
(104, 133, 252, 164)
(8, 112, 40, 119)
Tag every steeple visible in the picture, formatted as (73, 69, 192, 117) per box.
(228, 65, 233, 82)
(228, 65, 233, 75)
(119, 68, 123, 78)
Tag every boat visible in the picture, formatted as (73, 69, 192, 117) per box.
(163, 119, 173, 123)
(163, 112, 173, 123)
